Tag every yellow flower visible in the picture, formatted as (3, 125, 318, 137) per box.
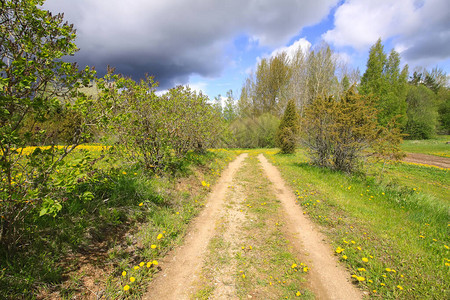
(356, 246, 362, 251)
(397, 285, 403, 290)
(357, 268, 366, 272)
(157, 234, 163, 239)
(147, 262, 152, 268)
(242, 274, 246, 279)
(123, 285, 130, 291)
(152, 260, 158, 266)
(151, 244, 157, 249)
(385, 268, 392, 272)
(291, 263, 297, 269)
(362, 257, 369, 262)
(296, 291, 301, 296)
(139, 262, 145, 267)
(373, 290, 377, 293)
(139, 202, 143, 206)
(303, 267, 309, 273)
(133, 266, 139, 270)
(380, 283, 385, 286)
(335, 247, 345, 254)
(122, 271, 126, 277)
(342, 255, 348, 260)
(356, 276, 365, 282)
(130, 277, 135, 282)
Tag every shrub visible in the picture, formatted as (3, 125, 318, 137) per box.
(301, 89, 379, 172)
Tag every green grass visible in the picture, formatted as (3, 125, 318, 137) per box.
(401, 135, 450, 157)
(0, 147, 239, 299)
(267, 149, 449, 299)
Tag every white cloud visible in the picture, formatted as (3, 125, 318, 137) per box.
(323, 0, 450, 64)
(269, 38, 312, 61)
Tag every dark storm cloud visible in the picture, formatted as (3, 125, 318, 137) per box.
(43, 0, 338, 89)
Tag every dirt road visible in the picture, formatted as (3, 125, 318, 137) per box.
(403, 152, 450, 169)
(144, 153, 361, 299)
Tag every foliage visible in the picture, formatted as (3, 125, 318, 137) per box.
(228, 113, 280, 148)
(276, 99, 300, 154)
(359, 39, 408, 128)
(404, 85, 439, 139)
(96, 74, 223, 172)
(301, 89, 379, 172)
(0, 0, 95, 248)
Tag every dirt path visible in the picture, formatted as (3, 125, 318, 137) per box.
(144, 153, 361, 299)
(144, 153, 248, 299)
(258, 154, 362, 300)
(403, 152, 450, 169)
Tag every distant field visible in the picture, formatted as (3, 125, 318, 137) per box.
(401, 135, 450, 157)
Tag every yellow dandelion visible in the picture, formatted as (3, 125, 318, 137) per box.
(130, 277, 135, 282)
(139, 262, 145, 267)
(152, 260, 158, 266)
(356, 246, 362, 251)
(133, 266, 139, 270)
(139, 202, 143, 206)
(397, 285, 403, 290)
(335, 247, 345, 254)
(291, 263, 297, 269)
(444, 245, 449, 249)
(385, 268, 392, 272)
(157, 234, 163, 240)
(357, 268, 366, 272)
(242, 274, 246, 279)
(147, 262, 151, 268)
(151, 244, 157, 249)
(362, 257, 369, 262)
(342, 255, 348, 260)
(303, 267, 309, 273)
(122, 171, 127, 175)
(373, 290, 377, 293)
(122, 271, 126, 277)
(380, 283, 385, 286)
(123, 285, 130, 291)
(296, 291, 301, 297)
(356, 276, 365, 282)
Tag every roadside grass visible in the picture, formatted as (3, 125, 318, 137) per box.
(200, 153, 313, 299)
(267, 149, 449, 299)
(401, 135, 450, 157)
(0, 146, 239, 299)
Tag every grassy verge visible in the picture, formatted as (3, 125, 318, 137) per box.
(401, 135, 450, 157)
(0, 147, 239, 299)
(195, 153, 313, 299)
(267, 149, 449, 299)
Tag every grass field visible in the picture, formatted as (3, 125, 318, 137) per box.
(266, 145, 449, 299)
(401, 135, 450, 157)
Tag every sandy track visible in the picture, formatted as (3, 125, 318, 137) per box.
(143, 153, 247, 300)
(258, 154, 362, 300)
(403, 152, 450, 169)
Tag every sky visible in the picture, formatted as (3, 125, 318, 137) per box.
(42, 0, 450, 100)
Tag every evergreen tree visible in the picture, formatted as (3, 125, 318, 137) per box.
(276, 99, 300, 154)
(360, 39, 408, 128)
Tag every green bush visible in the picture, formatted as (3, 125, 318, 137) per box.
(229, 113, 280, 148)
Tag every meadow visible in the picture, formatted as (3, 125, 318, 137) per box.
(266, 138, 449, 299)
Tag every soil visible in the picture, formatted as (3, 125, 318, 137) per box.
(403, 153, 450, 169)
(143, 153, 362, 299)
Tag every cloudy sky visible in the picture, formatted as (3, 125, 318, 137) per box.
(43, 0, 450, 99)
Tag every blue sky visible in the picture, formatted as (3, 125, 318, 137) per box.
(43, 0, 450, 100)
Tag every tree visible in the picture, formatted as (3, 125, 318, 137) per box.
(360, 39, 408, 128)
(0, 0, 95, 247)
(276, 99, 300, 154)
(405, 85, 439, 139)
